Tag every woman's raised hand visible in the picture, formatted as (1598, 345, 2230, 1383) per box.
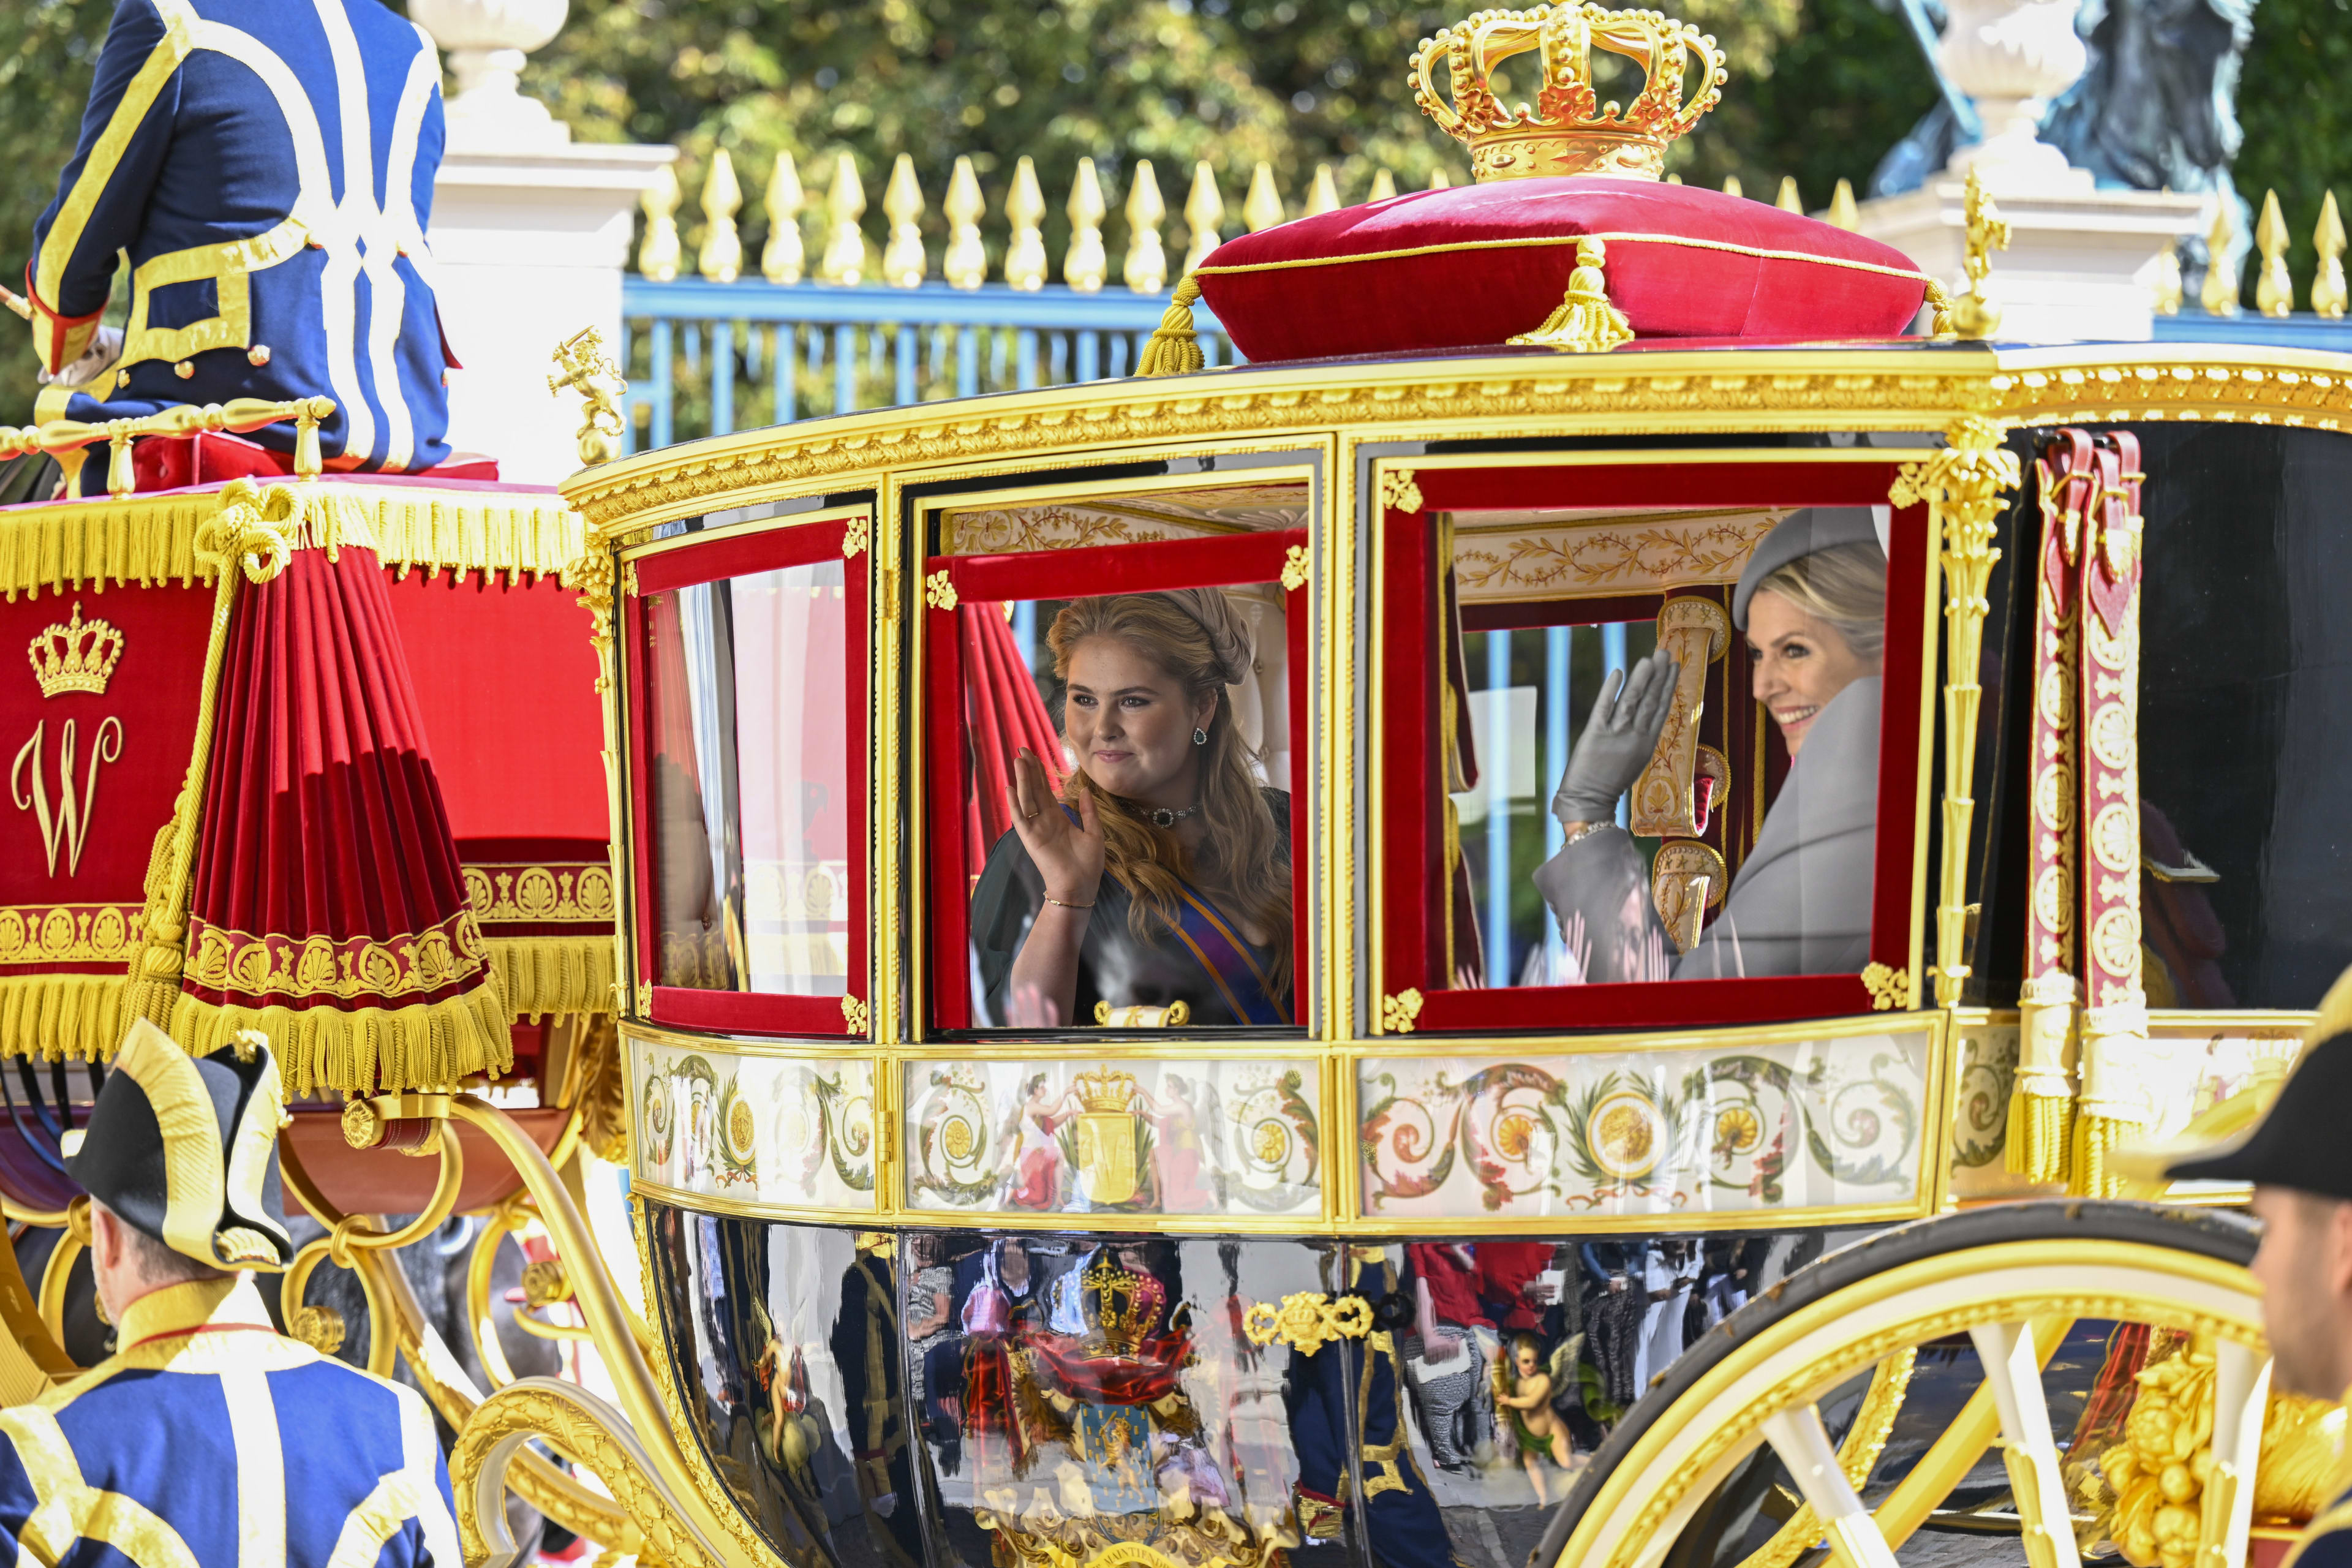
(1550, 650, 1682, 829)
(1006, 747, 1106, 905)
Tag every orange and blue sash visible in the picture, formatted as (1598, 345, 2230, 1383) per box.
(1169, 884, 1291, 1025)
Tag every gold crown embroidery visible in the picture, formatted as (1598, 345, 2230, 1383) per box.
(28, 603, 126, 699)
(1411, 4, 1728, 182)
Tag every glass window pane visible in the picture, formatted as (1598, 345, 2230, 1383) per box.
(647, 560, 851, 996)
(962, 586, 1297, 1028)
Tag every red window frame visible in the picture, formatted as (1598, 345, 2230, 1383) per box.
(622, 515, 872, 1037)
(924, 530, 1311, 1032)
(1382, 461, 1930, 1031)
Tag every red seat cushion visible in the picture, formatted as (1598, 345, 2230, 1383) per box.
(1195, 176, 1931, 362)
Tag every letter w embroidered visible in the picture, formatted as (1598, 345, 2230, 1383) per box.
(10, 717, 123, 876)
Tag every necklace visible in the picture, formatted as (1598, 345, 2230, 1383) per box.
(1137, 802, 1199, 828)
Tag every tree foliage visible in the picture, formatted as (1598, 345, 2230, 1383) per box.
(0, 0, 2340, 422)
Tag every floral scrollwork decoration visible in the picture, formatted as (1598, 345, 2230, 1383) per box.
(842, 517, 870, 558)
(1242, 1292, 1374, 1354)
(1379, 469, 1423, 514)
(924, 570, 959, 611)
(1860, 963, 1910, 1012)
(840, 994, 871, 1033)
(1381, 989, 1425, 1034)
(1280, 543, 1311, 591)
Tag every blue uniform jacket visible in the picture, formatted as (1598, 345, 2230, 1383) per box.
(2290, 1484, 2352, 1568)
(0, 1276, 460, 1568)
(24, 0, 453, 472)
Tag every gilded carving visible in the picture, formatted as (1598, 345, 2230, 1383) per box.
(1379, 988, 1424, 1034)
(1453, 511, 1779, 600)
(1240, 1292, 1372, 1354)
(924, 570, 959, 611)
(1279, 544, 1311, 591)
(1378, 470, 1423, 514)
(1860, 963, 1910, 1012)
(1630, 597, 1728, 840)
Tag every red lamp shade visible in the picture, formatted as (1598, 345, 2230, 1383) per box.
(1194, 177, 1932, 363)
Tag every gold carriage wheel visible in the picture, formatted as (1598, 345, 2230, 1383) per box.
(1534, 1200, 2269, 1568)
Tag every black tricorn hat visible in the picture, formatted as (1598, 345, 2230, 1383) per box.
(2120, 966, 2352, 1200)
(68, 1019, 294, 1272)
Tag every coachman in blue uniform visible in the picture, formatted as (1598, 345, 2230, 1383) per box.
(2146, 1009, 2352, 1567)
(0, 1019, 460, 1566)
(21, 0, 454, 473)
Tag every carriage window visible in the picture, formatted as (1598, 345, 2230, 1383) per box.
(632, 509, 871, 1042)
(646, 563, 850, 995)
(1384, 473, 1928, 1031)
(925, 530, 1308, 1031)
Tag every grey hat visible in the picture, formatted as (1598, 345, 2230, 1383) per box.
(1732, 507, 1887, 630)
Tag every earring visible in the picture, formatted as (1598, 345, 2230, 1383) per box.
(1193, 727, 1208, 746)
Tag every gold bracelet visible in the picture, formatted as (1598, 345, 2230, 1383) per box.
(1044, 896, 1095, 910)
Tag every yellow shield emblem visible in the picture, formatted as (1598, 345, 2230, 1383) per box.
(1073, 1111, 1142, 1205)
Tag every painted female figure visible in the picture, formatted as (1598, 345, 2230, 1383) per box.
(970, 590, 1294, 1027)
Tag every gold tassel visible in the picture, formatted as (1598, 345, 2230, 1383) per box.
(2003, 1087, 2073, 1186)
(2071, 1113, 2132, 1199)
(1507, 238, 1632, 353)
(1137, 274, 1206, 377)
(1923, 277, 1956, 336)
(0, 974, 128, 1062)
(2007, 977, 2078, 1185)
(170, 982, 516, 1098)
(485, 936, 617, 1021)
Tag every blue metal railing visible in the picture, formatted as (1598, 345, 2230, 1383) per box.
(2150, 312, 2352, 351)
(618, 278, 1232, 453)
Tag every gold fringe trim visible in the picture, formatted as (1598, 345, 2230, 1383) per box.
(0, 973, 128, 1062)
(486, 936, 617, 1021)
(2003, 1085, 2073, 1185)
(1137, 275, 1206, 377)
(2070, 1112, 2136, 1198)
(170, 981, 516, 1099)
(0, 481, 584, 601)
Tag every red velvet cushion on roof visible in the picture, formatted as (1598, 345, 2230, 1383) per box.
(1194, 176, 1931, 362)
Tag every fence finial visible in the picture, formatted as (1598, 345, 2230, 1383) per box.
(1243, 162, 1283, 232)
(1124, 160, 1168, 293)
(1006, 156, 1047, 291)
(1828, 178, 1859, 231)
(822, 154, 868, 285)
(2255, 188, 2293, 317)
(1183, 162, 1225, 274)
(698, 148, 744, 282)
(944, 156, 986, 290)
(1721, 175, 1743, 200)
(2317, 192, 2348, 320)
(2151, 235, 2184, 315)
(1775, 175, 1802, 214)
(883, 154, 928, 288)
(1065, 157, 1108, 293)
(1428, 168, 1452, 190)
(2201, 198, 2240, 316)
(1305, 164, 1341, 216)
(1368, 168, 1398, 202)
(762, 151, 805, 284)
(639, 162, 682, 282)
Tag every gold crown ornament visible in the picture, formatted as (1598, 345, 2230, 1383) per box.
(28, 602, 125, 698)
(1071, 1067, 1140, 1115)
(1411, 4, 1728, 181)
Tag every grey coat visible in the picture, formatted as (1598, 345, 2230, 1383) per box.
(1531, 676, 1882, 983)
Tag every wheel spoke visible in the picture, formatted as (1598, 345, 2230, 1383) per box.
(1965, 1321, 2084, 1568)
(2199, 1339, 2273, 1568)
(1760, 1404, 1902, 1568)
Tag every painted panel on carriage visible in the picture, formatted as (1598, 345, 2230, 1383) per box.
(644, 562, 853, 995)
(631, 1036, 877, 1210)
(1357, 1029, 1933, 1219)
(903, 1058, 1322, 1218)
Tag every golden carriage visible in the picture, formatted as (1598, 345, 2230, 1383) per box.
(2, 8, 2349, 1568)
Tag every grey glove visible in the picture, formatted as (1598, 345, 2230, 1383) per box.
(1551, 650, 1681, 828)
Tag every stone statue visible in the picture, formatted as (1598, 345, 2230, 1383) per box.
(1868, 0, 2258, 299)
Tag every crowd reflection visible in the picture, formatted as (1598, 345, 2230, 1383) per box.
(644, 1205, 1826, 1568)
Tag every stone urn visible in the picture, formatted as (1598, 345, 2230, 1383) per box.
(1937, 0, 2089, 190)
(410, 0, 572, 151)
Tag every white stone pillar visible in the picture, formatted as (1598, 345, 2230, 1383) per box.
(430, 146, 675, 485)
(413, 0, 675, 484)
(1851, 0, 2207, 341)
